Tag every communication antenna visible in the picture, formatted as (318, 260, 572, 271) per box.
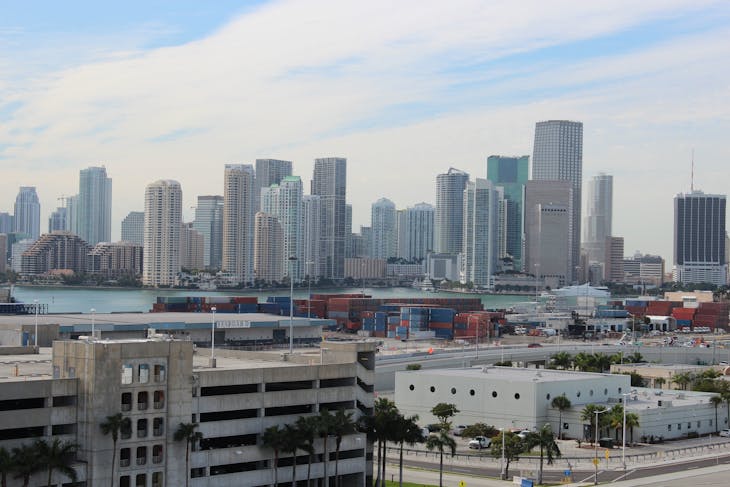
(691, 148, 694, 192)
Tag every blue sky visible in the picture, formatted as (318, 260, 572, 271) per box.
(1, 0, 729, 264)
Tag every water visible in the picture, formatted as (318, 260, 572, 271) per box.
(10, 285, 530, 314)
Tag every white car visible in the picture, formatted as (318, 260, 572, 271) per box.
(452, 425, 467, 436)
(468, 436, 491, 449)
(719, 429, 730, 437)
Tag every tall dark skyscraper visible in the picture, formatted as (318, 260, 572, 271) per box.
(487, 155, 529, 271)
(673, 190, 727, 285)
(434, 168, 469, 255)
(255, 159, 292, 212)
(532, 120, 583, 282)
(311, 157, 346, 280)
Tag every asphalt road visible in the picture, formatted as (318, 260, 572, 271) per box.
(398, 451, 730, 484)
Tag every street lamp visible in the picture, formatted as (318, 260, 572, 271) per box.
(33, 299, 39, 349)
(210, 306, 217, 367)
(594, 407, 612, 485)
(289, 256, 298, 354)
(90, 308, 95, 340)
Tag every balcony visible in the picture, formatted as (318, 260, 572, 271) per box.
(136, 457, 146, 466)
(119, 458, 130, 467)
(154, 401, 164, 410)
(153, 455, 162, 464)
(138, 402, 148, 411)
(153, 427, 163, 437)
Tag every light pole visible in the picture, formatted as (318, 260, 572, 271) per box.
(594, 408, 611, 485)
(289, 256, 298, 354)
(90, 308, 95, 340)
(621, 392, 632, 470)
(210, 306, 217, 367)
(33, 299, 39, 349)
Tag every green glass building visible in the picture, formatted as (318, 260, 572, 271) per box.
(487, 155, 529, 271)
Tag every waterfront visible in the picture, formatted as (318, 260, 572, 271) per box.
(10, 285, 531, 314)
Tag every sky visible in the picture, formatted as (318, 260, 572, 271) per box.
(1, 0, 730, 266)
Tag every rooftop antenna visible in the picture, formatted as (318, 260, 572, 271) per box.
(691, 148, 694, 192)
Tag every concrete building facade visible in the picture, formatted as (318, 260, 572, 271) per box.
(192, 195, 224, 270)
(77, 166, 113, 245)
(434, 168, 469, 255)
(261, 176, 304, 280)
(583, 173, 613, 265)
(20, 231, 91, 276)
(87, 241, 144, 278)
(487, 155, 529, 271)
(302, 195, 322, 280)
(121, 211, 145, 246)
(398, 203, 434, 262)
(462, 179, 500, 288)
(311, 158, 347, 280)
(179, 223, 205, 271)
(370, 198, 396, 260)
(604, 236, 625, 283)
(14, 186, 41, 241)
(222, 164, 255, 285)
(253, 212, 284, 283)
(143, 180, 182, 287)
(254, 159, 292, 212)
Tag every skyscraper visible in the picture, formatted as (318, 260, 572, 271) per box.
(222, 164, 255, 284)
(399, 203, 434, 261)
(524, 180, 573, 289)
(13, 187, 41, 240)
(254, 212, 284, 283)
(604, 236, 625, 283)
(370, 198, 396, 260)
(311, 157, 347, 280)
(193, 195, 224, 269)
(302, 195, 322, 280)
(463, 179, 500, 287)
(487, 155, 529, 271)
(255, 159, 292, 211)
(121, 211, 145, 245)
(48, 207, 67, 233)
(435, 168, 469, 254)
(673, 190, 727, 286)
(261, 176, 304, 280)
(65, 195, 79, 235)
(532, 121, 583, 280)
(583, 173, 613, 264)
(77, 166, 112, 245)
(179, 222, 205, 271)
(143, 180, 182, 287)
(0, 212, 13, 234)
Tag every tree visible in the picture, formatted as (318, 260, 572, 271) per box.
(281, 424, 304, 487)
(425, 430, 456, 487)
(621, 371, 646, 387)
(654, 377, 666, 389)
(315, 409, 336, 487)
(593, 353, 613, 373)
(524, 424, 561, 485)
(295, 416, 317, 487)
(580, 404, 609, 444)
(573, 352, 595, 372)
(366, 398, 400, 487)
(626, 352, 645, 363)
(672, 372, 693, 391)
(551, 351, 572, 370)
(490, 431, 523, 480)
(174, 423, 203, 487)
(625, 412, 640, 444)
(36, 438, 78, 487)
(100, 413, 131, 487)
(608, 405, 624, 441)
(0, 447, 12, 487)
(331, 409, 357, 487)
(392, 414, 423, 487)
(461, 423, 498, 439)
(551, 395, 572, 440)
(11, 444, 41, 487)
(405, 363, 422, 370)
(711, 395, 723, 433)
(262, 425, 288, 487)
(431, 403, 460, 429)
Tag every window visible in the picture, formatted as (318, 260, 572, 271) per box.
(546, 394, 551, 400)
(688, 422, 691, 429)
(604, 388, 608, 395)
(618, 387, 623, 394)
(136, 446, 147, 466)
(697, 421, 701, 428)
(514, 393, 520, 400)
(154, 364, 165, 382)
(137, 419, 148, 438)
(668, 424, 672, 431)
(576, 391, 581, 397)
(121, 393, 132, 412)
(138, 391, 148, 411)
(153, 417, 164, 436)
(139, 364, 150, 384)
(154, 391, 165, 409)
(678, 423, 681, 430)
(492, 391, 498, 398)
(153, 445, 163, 464)
(451, 388, 456, 395)
(120, 476, 130, 487)
(590, 390, 594, 396)
(120, 448, 131, 467)
(135, 474, 146, 487)
(430, 386, 435, 393)
(121, 364, 133, 385)
(409, 385, 414, 391)
(470, 389, 475, 396)
(152, 472, 163, 487)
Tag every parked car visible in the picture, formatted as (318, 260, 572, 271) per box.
(427, 423, 443, 433)
(420, 427, 430, 439)
(468, 436, 491, 449)
(719, 429, 730, 437)
(452, 425, 467, 436)
(527, 343, 542, 348)
(516, 429, 532, 439)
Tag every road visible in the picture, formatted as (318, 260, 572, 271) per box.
(395, 451, 730, 484)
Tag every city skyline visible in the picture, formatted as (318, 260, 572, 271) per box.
(2, 1, 730, 265)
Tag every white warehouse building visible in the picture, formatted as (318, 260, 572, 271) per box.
(395, 367, 723, 442)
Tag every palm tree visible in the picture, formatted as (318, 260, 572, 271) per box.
(490, 431, 523, 480)
(174, 422, 203, 487)
(316, 409, 336, 487)
(36, 438, 78, 487)
(367, 397, 399, 487)
(593, 353, 613, 373)
(551, 351, 572, 370)
(573, 352, 595, 372)
(425, 430, 456, 487)
(0, 447, 12, 487)
(331, 409, 357, 487)
(282, 424, 303, 487)
(393, 414, 422, 487)
(672, 372, 693, 391)
(11, 444, 41, 487)
(654, 377, 666, 389)
(711, 395, 723, 433)
(608, 405, 624, 441)
(626, 352, 644, 363)
(262, 424, 288, 487)
(625, 412, 640, 444)
(524, 424, 561, 485)
(551, 395, 572, 439)
(580, 404, 608, 444)
(295, 416, 317, 487)
(100, 413, 131, 487)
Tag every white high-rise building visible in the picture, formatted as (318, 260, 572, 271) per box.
(532, 120, 583, 281)
(179, 222, 205, 270)
(302, 195, 322, 280)
(13, 186, 41, 240)
(370, 198, 396, 260)
(77, 166, 112, 245)
(121, 211, 145, 245)
(462, 179, 500, 288)
(435, 168, 469, 254)
(583, 173, 613, 264)
(193, 195, 224, 269)
(255, 159, 292, 211)
(311, 157, 347, 280)
(399, 203, 434, 261)
(254, 212, 284, 283)
(222, 164, 255, 284)
(261, 176, 303, 280)
(143, 180, 182, 287)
